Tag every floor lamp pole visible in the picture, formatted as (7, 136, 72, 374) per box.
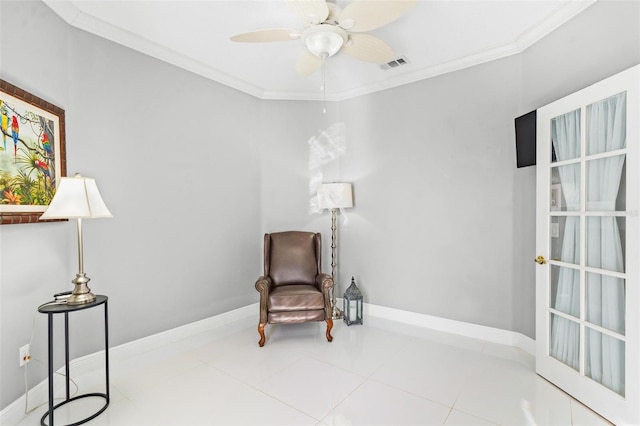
(330, 208, 343, 319)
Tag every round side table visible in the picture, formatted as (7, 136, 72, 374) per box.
(38, 295, 109, 426)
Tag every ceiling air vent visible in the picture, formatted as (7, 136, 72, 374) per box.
(380, 56, 410, 70)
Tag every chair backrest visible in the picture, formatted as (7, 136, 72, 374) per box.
(264, 231, 321, 286)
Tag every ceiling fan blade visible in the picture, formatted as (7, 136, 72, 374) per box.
(341, 33, 395, 64)
(296, 51, 324, 76)
(230, 29, 301, 43)
(287, 0, 330, 26)
(338, 0, 417, 32)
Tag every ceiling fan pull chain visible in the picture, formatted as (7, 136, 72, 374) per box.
(321, 60, 327, 114)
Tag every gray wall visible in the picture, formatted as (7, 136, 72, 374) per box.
(257, 0, 639, 336)
(0, 0, 261, 409)
(339, 60, 521, 330)
(1, 0, 638, 412)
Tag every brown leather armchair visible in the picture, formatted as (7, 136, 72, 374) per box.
(255, 231, 334, 347)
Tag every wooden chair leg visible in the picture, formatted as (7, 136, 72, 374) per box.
(325, 319, 333, 342)
(258, 323, 266, 347)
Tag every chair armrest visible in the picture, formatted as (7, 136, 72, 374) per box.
(315, 274, 334, 292)
(255, 276, 272, 324)
(316, 274, 334, 319)
(255, 276, 272, 294)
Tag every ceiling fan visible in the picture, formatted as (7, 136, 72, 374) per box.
(230, 0, 417, 76)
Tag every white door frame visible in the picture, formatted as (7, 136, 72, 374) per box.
(535, 65, 640, 425)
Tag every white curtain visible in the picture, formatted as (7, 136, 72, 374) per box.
(549, 93, 626, 396)
(550, 109, 581, 371)
(585, 92, 626, 396)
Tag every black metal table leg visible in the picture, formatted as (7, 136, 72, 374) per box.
(64, 312, 70, 401)
(47, 313, 54, 426)
(104, 300, 110, 403)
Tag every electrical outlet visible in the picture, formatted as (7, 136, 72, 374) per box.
(19, 344, 31, 367)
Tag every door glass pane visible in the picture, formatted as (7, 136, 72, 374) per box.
(550, 184, 565, 211)
(551, 265, 580, 316)
(617, 161, 627, 211)
(552, 109, 581, 162)
(587, 155, 626, 211)
(551, 164, 580, 211)
(586, 272, 625, 334)
(587, 217, 625, 272)
(550, 216, 580, 262)
(587, 92, 626, 156)
(550, 217, 580, 265)
(550, 216, 562, 259)
(586, 328, 625, 396)
(550, 314, 579, 371)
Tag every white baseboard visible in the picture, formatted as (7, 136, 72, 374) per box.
(361, 302, 536, 355)
(1, 301, 535, 425)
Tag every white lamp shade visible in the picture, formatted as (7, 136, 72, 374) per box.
(40, 174, 113, 219)
(318, 183, 353, 209)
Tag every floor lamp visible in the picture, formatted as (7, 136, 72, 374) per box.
(40, 173, 113, 305)
(317, 182, 353, 320)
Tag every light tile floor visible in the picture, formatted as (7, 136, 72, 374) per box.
(16, 317, 612, 425)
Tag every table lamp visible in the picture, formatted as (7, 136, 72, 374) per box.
(40, 173, 112, 305)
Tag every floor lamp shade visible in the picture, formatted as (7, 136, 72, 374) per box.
(317, 183, 353, 209)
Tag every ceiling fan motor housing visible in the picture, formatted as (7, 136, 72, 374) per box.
(302, 24, 348, 58)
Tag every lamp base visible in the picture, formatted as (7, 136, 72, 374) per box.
(67, 292, 96, 305)
(67, 273, 96, 305)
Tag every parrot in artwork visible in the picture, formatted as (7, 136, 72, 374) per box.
(1, 105, 8, 152)
(11, 115, 19, 162)
(41, 132, 52, 158)
(35, 160, 51, 181)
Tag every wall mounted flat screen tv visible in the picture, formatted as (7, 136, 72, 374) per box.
(514, 110, 537, 168)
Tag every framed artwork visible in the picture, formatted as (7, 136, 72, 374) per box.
(0, 80, 66, 225)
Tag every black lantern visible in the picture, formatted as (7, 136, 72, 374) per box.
(343, 277, 363, 326)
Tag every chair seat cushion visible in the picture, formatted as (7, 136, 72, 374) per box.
(268, 284, 324, 312)
(269, 310, 325, 324)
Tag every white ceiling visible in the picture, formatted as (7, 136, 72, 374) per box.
(43, 0, 596, 101)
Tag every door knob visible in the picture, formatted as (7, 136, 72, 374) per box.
(534, 255, 547, 265)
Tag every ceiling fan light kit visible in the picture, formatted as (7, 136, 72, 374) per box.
(230, 0, 417, 76)
(303, 24, 347, 58)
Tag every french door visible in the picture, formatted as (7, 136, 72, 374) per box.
(535, 65, 639, 425)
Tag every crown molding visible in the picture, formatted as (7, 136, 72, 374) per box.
(42, 0, 267, 99)
(43, 0, 596, 102)
(330, 0, 597, 101)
